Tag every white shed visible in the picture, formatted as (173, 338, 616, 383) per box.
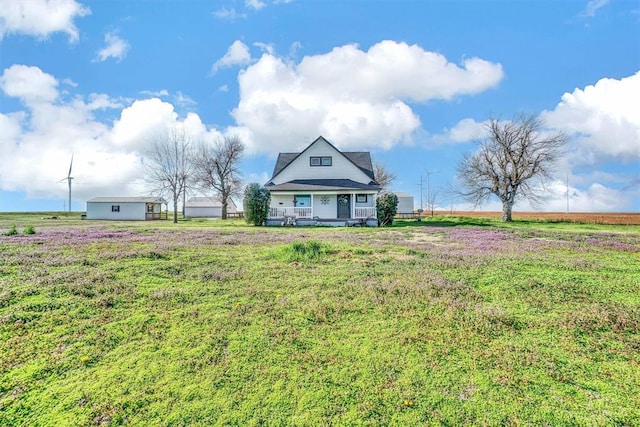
(184, 197, 237, 218)
(395, 192, 415, 215)
(86, 197, 167, 221)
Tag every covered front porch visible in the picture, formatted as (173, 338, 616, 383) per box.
(267, 191, 377, 226)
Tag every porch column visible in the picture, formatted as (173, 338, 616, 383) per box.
(352, 192, 355, 218)
(311, 194, 314, 218)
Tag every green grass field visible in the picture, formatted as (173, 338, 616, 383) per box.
(1, 214, 639, 426)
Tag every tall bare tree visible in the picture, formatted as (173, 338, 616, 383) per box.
(193, 135, 245, 219)
(145, 126, 193, 223)
(373, 161, 396, 192)
(456, 113, 566, 222)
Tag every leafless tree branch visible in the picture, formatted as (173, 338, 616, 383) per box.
(455, 113, 567, 221)
(192, 135, 245, 219)
(145, 126, 194, 223)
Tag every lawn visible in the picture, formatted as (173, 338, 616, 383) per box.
(1, 215, 639, 426)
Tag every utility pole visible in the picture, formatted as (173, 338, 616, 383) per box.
(419, 176, 423, 211)
(425, 169, 439, 216)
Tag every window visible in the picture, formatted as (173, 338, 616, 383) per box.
(111, 205, 120, 212)
(356, 194, 367, 203)
(310, 156, 332, 166)
(294, 195, 311, 207)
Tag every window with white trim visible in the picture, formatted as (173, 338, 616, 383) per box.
(356, 194, 368, 203)
(310, 156, 332, 166)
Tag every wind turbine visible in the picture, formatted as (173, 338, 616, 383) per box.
(59, 155, 74, 213)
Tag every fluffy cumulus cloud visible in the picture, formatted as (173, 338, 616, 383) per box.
(212, 40, 252, 74)
(0, 64, 59, 104)
(232, 40, 504, 154)
(0, 65, 223, 204)
(541, 71, 640, 162)
(0, 0, 90, 41)
(431, 118, 487, 144)
(95, 32, 130, 62)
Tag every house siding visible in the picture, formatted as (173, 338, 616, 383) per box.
(272, 141, 372, 185)
(185, 206, 222, 218)
(396, 195, 415, 215)
(86, 202, 146, 220)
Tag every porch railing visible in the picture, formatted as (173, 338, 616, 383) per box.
(268, 206, 376, 219)
(354, 207, 377, 218)
(146, 212, 168, 220)
(269, 207, 313, 218)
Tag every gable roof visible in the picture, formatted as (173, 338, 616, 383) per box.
(87, 197, 167, 204)
(270, 136, 376, 182)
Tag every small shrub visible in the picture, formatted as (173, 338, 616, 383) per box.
(4, 225, 18, 236)
(376, 192, 399, 226)
(23, 225, 36, 235)
(243, 183, 271, 226)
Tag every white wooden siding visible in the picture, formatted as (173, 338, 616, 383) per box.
(272, 139, 372, 185)
(86, 202, 146, 220)
(396, 196, 415, 214)
(185, 206, 222, 218)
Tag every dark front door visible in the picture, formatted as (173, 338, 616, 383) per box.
(337, 194, 351, 219)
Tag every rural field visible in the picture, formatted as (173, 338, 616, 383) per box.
(0, 213, 639, 426)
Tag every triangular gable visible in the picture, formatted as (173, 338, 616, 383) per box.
(268, 136, 378, 184)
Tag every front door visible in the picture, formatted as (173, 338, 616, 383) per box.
(337, 194, 351, 219)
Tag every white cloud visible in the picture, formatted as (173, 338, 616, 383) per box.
(212, 7, 246, 21)
(0, 0, 90, 41)
(232, 40, 504, 154)
(218, 85, 229, 92)
(254, 41, 275, 55)
(516, 179, 637, 213)
(0, 64, 59, 104)
(95, 32, 130, 62)
(0, 65, 226, 204)
(212, 40, 252, 74)
(140, 89, 169, 97)
(541, 71, 640, 162)
(174, 92, 197, 108)
(245, 0, 266, 10)
(581, 0, 610, 17)
(432, 118, 487, 144)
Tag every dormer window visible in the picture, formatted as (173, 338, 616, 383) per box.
(310, 156, 332, 166)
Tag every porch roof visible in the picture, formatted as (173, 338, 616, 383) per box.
(265, 179, 380, 192)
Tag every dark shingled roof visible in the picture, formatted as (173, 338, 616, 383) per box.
(265, 179, 380, 192)
(270, 136, 376, 181)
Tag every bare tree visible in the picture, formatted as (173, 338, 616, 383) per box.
(193, 135, 245, 219)
(145, 126, 193, 223)
(456, 113, 566, 222)
(426, 185, 441, 217)
(373, 161, 396, 192)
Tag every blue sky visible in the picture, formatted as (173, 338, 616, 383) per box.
(1, 0, 638, 212)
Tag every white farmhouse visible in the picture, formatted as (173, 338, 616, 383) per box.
(86, 197, 167, 221)
(184, 197, 237, 218)
(264, 136, 380, 226)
